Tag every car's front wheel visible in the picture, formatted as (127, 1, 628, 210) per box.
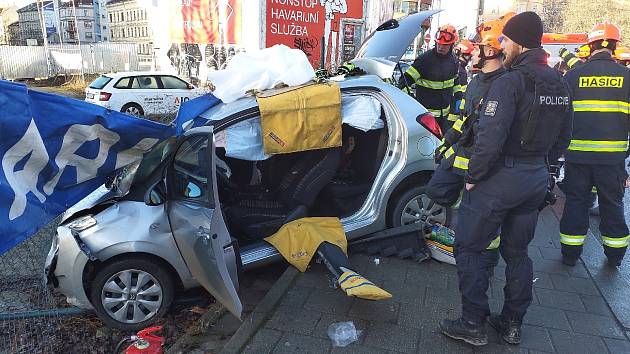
(121, 103, 144, 117)
(389, 185, 450, 229)
(90, 257, 174, 331)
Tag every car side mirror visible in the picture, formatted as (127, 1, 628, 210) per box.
(184, 181, 203, 198)
(145, 181, 166, 205)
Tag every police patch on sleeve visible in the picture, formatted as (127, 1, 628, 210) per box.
(484, 101, 498, 116)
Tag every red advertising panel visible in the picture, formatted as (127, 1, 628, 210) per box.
(170, 0, 242, 44)
(266, 0, 364, 68)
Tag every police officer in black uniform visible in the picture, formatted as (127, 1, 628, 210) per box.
(559, 21, 630, 267)
(440, 12, 573, 346)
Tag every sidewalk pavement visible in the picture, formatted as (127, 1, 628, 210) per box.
(222, 206, 630, 354)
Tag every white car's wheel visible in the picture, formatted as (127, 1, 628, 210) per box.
(90, 257, 173, 331)
(121, 103, 144, 117)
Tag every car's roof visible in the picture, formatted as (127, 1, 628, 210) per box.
(102, 71, 182, 78)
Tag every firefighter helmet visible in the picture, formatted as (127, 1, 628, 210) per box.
(587, 21, 622, 44)
(435, 24, 459, 45)
(473, 12, 516, 50)
(455, 39, 475, 55)
(615, 46, 630, 61)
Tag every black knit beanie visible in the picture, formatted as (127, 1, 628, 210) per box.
(502, 11, 543, 49)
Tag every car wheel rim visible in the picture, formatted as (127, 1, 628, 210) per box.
(126, 106, 140, 116)
(400, 193, 447, 227)
(101, 269, 162, 324)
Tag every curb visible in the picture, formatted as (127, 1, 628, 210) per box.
(220, 267, 300, 354)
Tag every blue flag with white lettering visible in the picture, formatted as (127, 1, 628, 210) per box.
(175, 93, 221, 135)
(0, 80, 174, 255)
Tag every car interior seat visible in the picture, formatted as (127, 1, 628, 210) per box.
(226, 147, 341, 242)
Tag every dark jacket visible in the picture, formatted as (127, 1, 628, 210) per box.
(564, 51, 630, 164)
(440, 67, 506, 175)
(559, 48, 585, 70)
(466, 48, 573, 184)
(400, 48, 463, 118)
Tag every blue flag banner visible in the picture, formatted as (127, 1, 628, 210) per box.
(175, 93, 221, 135)
(0, 80, 174, 255)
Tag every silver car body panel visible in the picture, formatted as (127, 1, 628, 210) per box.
(355, 10, 441, 63)
(50, 75, 439, 310)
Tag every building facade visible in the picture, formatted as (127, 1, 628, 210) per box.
(93, 0, 109, 41)
(57, 0, 97, 43)
(0, 6, 19, 45)
(106, 0, 152, 56)
(17, 2, 45, 45)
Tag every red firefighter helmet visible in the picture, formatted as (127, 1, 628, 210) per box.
(455, 39, 475, 55)
(435, 24, 459, 45)
(587, 21, 622, 44)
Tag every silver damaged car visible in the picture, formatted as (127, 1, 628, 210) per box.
(46, 11, 448, 330)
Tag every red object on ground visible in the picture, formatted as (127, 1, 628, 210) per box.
(125, 326, 165, 354)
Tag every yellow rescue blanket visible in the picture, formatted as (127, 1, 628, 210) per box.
(257, 83, 342, 155)
(264, 217, 347, 272)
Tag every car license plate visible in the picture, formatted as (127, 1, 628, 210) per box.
(86, 93, 94, 99)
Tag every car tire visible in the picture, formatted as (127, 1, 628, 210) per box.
(389, 185, 450, 229)
(90, 257, 174, 331)
(121, 103, 144, 117)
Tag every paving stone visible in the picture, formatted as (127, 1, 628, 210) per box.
(528, 246, 544, 260)
(406, 264, 449, 289)
(424, 287, 461, 311)
(295, 266, 337, 289)
(471, 343, 529, 353)
(330, 344, 395, 354)
(382, 278, 425, 304)
(532, 272, 554, 290)
(362, 323, 420, 353)
(549, 273, 600, 296)
(603, 338, 630, 354)
(398, 302, 460, 330)
(532, 259, 572, 276)
(265, 306, 322, 336)
(579, 294, 614, 317)
(523, 305, 571, 331)
(241, 328, 283, 354)
(492, 266, 507, 281)
(566, 263, 590, 279)
(488, 279, 506, 300)
(534, 288, 586, 312)
(417, 326, 474, 354)
(272, 332, 331, 354)
(279, 285, 312, 308)
(303, 289, 353, 315)
(538, 246, 564, 261)
(565, 311, 625, 339)
(516, 325, 554, 353)
(348, 298, 400, 323)
(549, 329, 610, 354)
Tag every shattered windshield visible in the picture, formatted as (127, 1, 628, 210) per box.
(113, 137, 177, 194)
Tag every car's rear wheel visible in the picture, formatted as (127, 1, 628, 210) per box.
(90, 257, 174, 331)
(389, 185, 450, 229)
(121, 103, 144, 117)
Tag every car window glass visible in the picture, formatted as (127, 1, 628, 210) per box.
(161, 76, 190, 89)
(89, 75, 112, 89)
(131, 76, 159, 89)
(114, 77, 131, 89)
(172, 135, 212, 204)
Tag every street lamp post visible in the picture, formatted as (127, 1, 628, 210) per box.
(61, 0, 85, 82)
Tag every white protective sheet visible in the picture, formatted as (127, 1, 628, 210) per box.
(221, 95, 383, 161)
(207, 45, 316, 104)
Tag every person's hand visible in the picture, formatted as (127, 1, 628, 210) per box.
(465, 183, 475, 191)
(434, 145, 446, 164)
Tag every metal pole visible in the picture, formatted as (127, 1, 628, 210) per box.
(71, 0, 85, 82)
(36, 0, 52, 77)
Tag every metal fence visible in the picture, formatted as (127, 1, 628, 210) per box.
(0, 43, 142, 80)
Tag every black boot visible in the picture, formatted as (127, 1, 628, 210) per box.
(562, 256, 577, 266)
(488, 314, 522, 345)
(439, 318, 488, 346)
(607, 256, 623, 267)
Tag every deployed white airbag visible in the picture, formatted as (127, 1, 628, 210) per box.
(207, 45, 316, 104)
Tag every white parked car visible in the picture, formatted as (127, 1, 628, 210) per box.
(85, 72, 205, 116)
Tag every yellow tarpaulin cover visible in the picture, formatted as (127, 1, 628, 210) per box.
(264, 217, 347, 272)
(338, 270, 392, 301)
(257, 83, 342, 155)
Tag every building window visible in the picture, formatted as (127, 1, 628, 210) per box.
(84, 21, 92, 29)
(109, 14, 112, 22)
(85, 31, 93, 39)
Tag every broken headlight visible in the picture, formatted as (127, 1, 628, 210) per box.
(67, 215, 97, 232)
